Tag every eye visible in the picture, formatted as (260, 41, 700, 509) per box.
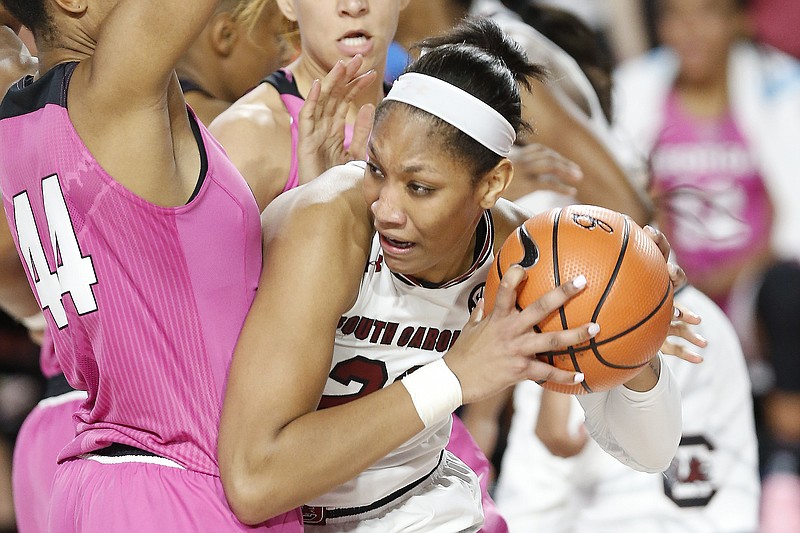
(408, 182, 434, 196)
(366, 161, 384, 180)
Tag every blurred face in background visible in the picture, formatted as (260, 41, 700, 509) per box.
(658, 0, 745, 84)
(277, 0, 408, 76)
(223, 1, 293, 99)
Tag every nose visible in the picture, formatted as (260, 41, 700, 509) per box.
(371, 185, 405, 228)
(338, 0, 369, 17)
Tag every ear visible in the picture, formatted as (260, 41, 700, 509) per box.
(208, 12, 238, 57)
(275, 0, 297, 22)
(53, 0, 87, 15)
(477, 158, 514, 210)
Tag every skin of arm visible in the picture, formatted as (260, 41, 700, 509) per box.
(519, 78, 653, 225)
(209, 83, 294, 212)
(535, 389, 588, 458)
(62, 0, 222, 206)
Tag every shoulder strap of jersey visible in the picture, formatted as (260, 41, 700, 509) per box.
(262, 68, 302, 99)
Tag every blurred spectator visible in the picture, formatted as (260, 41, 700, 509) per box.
(613, 0, 800, 529)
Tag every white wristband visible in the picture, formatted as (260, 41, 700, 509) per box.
(401, 359, 463, 428)
(19, 312, 46, 331)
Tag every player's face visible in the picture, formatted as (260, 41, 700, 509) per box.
(363, 106, 489, 284)
(278, 0, 407, 75)
(224, 3, 294, 100)
(658, 0, 743, 83)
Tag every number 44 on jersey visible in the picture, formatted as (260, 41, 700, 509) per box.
(13, 174, 98, 328)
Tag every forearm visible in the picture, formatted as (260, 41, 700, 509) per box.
(523, 81, 653, 224)
(220, 381, 426, 524)
(577, 354, 681, 472)
(91, 0, 222, 95)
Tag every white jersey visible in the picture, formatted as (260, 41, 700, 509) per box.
(495, 285, 761, 533)
(307, 211, 495, 508)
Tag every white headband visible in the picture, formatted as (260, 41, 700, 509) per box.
(384, 72, 516, 157)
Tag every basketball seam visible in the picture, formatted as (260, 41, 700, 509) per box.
(552, 209, 591, 392)
(538, 279, 673, 361)
(591, 216, 630, 323)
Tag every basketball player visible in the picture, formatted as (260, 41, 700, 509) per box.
(177, 0, 294, 125)
(494, 285, 761, 532)
(209, 0, 400, 211)
(0, 0, 301, 530)
(218, 19, 684, 531)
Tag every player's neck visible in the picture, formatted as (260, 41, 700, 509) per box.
(675, 69, 729, 119)
(37, 46, 90, 77)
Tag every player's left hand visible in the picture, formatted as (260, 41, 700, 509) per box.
(297, 55, 376, 184)
(642, 225, 704, 364)
(661, 303, 706, 363)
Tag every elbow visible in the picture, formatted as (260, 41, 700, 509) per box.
(220, 459, 297, 525)
(631, 450, 677, 474)
(627, 420, 682, 474)
(220, 471, 291, 526)
(224, 477, 263, 526)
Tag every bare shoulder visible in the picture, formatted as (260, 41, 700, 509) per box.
(261, 163, 373, 309)
(263, 163, 372, 250)
(212, 83, 289, 135)
(210, 83, 293, 209)
(490, 198, 532, 245)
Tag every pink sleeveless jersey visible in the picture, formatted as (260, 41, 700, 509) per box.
(0, 63, 262, 476)
(650, 91, 773, 288)
(263, 69, 354, 192)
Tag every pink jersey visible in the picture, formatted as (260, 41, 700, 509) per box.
(651, 91, 773, 288)
(0, 62, 262, 476)
(263, 69, 354, 192)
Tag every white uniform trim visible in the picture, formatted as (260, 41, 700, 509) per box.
(78, 452, 186, 470)
(37, 389, 88, 409)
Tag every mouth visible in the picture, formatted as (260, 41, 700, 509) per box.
(337, 31, 374, 55)
(379, 233, 416, 254)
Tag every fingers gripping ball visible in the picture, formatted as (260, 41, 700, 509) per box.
(485, 205, 673, 394)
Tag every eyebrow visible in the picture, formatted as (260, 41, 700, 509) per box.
(367, 141, 434, 175)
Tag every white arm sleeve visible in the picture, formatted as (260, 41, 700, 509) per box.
(576, 353, 682, 473)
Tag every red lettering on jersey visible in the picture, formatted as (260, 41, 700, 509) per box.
(318, 356, 389, 409)
(407, 327, 426, 349)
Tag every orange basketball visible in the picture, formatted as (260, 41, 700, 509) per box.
(484, 205, 673, 394)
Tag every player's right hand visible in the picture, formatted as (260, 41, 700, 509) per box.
(507, 143, 583, 196)
(297, 55, 376, 184)
(444, 265, 597, 404)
